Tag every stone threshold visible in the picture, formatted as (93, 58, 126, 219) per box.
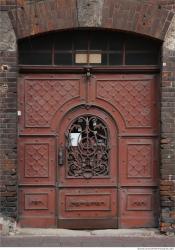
(13, 228, 165, 237)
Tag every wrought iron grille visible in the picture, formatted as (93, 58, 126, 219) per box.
(66, 115, 110, 179)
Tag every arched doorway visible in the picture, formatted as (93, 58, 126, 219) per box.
(58, 107, 118, 228)
(18, 30, 160, 229)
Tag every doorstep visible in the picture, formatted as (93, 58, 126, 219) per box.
(15, 228, 162, 237)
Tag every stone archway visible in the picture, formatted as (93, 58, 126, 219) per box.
(10, 0, 174, 40)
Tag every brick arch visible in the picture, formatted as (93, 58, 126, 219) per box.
(9, 0, 174, 40)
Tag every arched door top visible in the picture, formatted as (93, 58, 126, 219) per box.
(9, 0, 174, 40)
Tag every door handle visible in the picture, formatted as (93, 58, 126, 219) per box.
(58, 146, 64, 165)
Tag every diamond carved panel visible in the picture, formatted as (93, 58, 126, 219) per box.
(119, 139, 157, 186)
(25, 144, 49, 178)
(19, 137, 55, 185)
(97, 79, 152, 127)
(127, 144, 151, 178)
(25, 79, 80, 127)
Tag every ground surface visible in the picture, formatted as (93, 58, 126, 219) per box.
(1, 229, 175, 247)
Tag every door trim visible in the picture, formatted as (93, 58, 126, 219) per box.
(18, 65, 160, 74)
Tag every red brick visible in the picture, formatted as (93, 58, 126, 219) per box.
(1, 192, 16, 197)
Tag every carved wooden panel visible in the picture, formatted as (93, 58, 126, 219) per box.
(119, 188, 158, 228)
(96, 77, 155, 128)
(19, 137, 56, 185)
(24, 78, 80, 127)
(127, 194, 152, 211)
(128, 144, 152, 178)
(19, 188, 56, 228)
(25, 144, 49, 178)
(65, 194, 111, 211)
(20, 188, 55, 215)
(59, 188, 117, 219)
(119, 138, 158, 186)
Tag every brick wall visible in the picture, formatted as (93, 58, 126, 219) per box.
(160, 180, 175, 235)
(0, 2, 17, 223)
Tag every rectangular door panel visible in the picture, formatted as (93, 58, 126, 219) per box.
(119, 138, 158, 186)
(118, 188, 159, 228)
(58, 188, 117, 229)
(18, 137, 56, 185)
(18, 74, 85, 135)
(94, 74, 159, 136)
(19, 187, 56, 228)
(59, 188, 117, 218)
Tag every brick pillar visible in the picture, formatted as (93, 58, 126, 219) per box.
(161, 12, 175, 235)
(0, 1, 17, 228)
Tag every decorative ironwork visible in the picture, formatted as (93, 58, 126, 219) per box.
(66, 115, 109, 178)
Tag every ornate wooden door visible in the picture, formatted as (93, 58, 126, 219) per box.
(93, 74, 159, 228)
(18, 73, 159, 229)
(58, 107, 118, 228)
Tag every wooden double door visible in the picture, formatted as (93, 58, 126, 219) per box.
(18, 73, 159, 228)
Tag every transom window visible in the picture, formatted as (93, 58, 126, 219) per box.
(18, 30, 161, 66)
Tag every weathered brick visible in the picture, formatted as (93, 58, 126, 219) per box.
(6, 185, 17, 192)
(1, 192, 16, 197)
(170, 211, 175, 218)
(160, 191, 175, 196)
(160, 222, 171, 227)
(160, 185, 172, 190)
(161, 200, 174, 207)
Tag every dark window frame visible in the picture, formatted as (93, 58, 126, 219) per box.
(18, 30, 161, 67)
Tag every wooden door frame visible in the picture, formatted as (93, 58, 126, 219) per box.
(17, 69, 160, 228)
(18, 65, 160, 74)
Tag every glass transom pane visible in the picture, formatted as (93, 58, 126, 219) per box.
(18, 30, 161, 66)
